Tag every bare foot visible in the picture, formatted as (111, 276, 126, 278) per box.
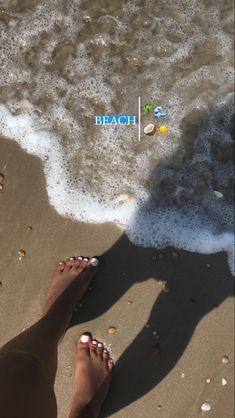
(44, 256, 99, 314)
(69, 333, 113, 418)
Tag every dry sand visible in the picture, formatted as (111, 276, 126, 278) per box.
(0, 135, 234, 418)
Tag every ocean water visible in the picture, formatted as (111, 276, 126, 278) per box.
(0, 0, 234, 272)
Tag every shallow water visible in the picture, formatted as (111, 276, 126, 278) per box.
(0, 0, 234, 271)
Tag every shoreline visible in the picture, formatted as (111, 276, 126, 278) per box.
(0, 135, 234, 418)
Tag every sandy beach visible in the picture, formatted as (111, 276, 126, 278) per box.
(0, 135, 234, 417)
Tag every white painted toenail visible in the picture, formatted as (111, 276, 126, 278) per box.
(91, 258, 99, 267)
(80, 335, 89, 343)
(92, 340, 97, 345)
(104, 349, 108, 353)
(78, 256, 83, 260)
(70, 257, 74, 260)
(98, 343, 103, 348)
(84, 257, 89, 262)
(59, 262, 64, 265)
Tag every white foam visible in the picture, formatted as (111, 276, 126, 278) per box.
(0, 0, 234, 275)
(0, 104, 234, 274)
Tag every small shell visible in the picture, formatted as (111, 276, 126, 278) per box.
(214, 190, 223, 199)
(116, 194, 135, 204)
(162, 282, 170, 293)
(18, 99, 34, 113)
(201, 402, 212, 412)
(222, 355, 229, 364)
(0, 184, 3, 190)
(206, 378, 211, 383)
(107, 326, 116, 334)
(18, 249, 26, 257)
(221, 378, 228, 386)
(0, 173, 5, 182)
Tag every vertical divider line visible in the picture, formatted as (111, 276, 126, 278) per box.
(138, 96, 141, 142)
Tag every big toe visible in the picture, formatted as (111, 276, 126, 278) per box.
(77, 333, 93, 358)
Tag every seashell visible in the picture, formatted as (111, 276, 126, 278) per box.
(206, 378, 211, 383)
(144, 123, 156, 136)
(221, 378, 228, 386)
(0, 184, 3, 190)
(222, 355, 229, 364)
(162, 282, 170, 293)
(18, 249, 26, 257)
(116, 193, 135, 204)
(214, 190, 223, 198)
(83, 15, 92, 23)
(201, 402, 212, 412)
(107, 326, 116, 334)
(0, 173, 5, 182)
(18, 99, 34, 113)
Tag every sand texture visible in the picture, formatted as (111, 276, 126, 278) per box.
(0, 136, 234, 418)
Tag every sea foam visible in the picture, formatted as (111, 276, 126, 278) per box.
(0, 0, 234, 274)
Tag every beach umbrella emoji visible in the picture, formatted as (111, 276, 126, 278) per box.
(142, 104, 154, 118)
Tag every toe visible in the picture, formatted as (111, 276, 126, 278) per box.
(89, 339, 98, 358)
(77, 333, 92, 357)
(97, 341, 104, 358)
(103, 349, 109, 361)
(108, 358, 114, 371)
(80, 257, 90, 269)
(55, 261, 65, 273)
(65, 257, 76, 268)
(71, 259, 82, 270)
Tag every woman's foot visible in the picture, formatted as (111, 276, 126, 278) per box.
(44, 256, 99, 314)
(42, 256, 99, 341)
(69, 333, 113, 418)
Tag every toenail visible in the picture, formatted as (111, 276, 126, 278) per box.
(91, 257, 99, 267)
(98, 342, 103, 348)
(59, 262, 64, 265)
(84, 257, 89, 262)
(92, 340, 97, 345)
(78, 256, 83, 260)
(103, 349, 108, 353)
(70, 257, 75, 260)
(80, 335, 89, 343)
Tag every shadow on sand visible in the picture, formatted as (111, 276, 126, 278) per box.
(70, 101, 234, 415)
(70, 235, 234, 416)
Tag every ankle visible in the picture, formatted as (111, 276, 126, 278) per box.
(69, 401, 97, 418)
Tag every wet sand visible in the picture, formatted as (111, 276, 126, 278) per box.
(0, 135, 234, 418)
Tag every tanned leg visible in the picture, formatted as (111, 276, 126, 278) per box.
(0, 256, 99, 418)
